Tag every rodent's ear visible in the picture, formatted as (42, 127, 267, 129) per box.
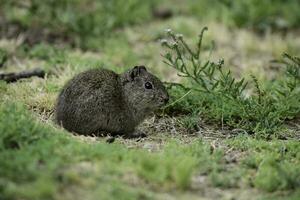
(136, 65, 147, 72)
(129, 66, 147, 80)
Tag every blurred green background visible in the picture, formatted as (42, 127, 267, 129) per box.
(1, 0, 300, 50)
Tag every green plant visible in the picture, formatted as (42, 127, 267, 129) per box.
(161, 27, 247, 97)
(161, 28, 300, 137)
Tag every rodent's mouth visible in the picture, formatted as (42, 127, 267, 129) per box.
(159, 97, 169, 106)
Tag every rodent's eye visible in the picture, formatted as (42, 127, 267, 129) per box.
(144, 82, 153, 89)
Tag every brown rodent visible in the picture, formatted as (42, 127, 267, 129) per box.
(55, 66, 169, 137)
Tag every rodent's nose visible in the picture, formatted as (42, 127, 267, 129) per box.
(163, 95, 169, 104)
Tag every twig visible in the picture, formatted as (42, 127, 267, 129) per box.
(0, 68, 45, 83)
(163, 89, 192, 109)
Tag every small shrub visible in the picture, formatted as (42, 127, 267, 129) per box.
(161, 27, 300, 137)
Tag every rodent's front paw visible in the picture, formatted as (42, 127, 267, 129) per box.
(123, 130, 147, 139)
(106, 136, 115, 143)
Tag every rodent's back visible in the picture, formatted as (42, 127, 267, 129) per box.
(56, 68, 126, 134)
(61, 69, 119, 100)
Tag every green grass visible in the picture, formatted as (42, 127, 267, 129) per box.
(227, 136, 300, 192)
(0, 102, 222, 199)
